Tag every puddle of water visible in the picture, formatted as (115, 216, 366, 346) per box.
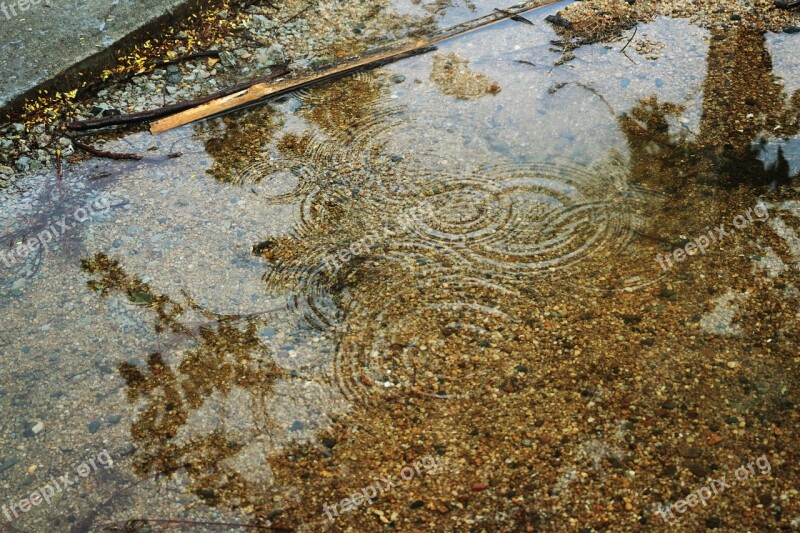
(1, 2, 799, 531)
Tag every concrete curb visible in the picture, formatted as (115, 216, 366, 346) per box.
(0, 0, 215, 118)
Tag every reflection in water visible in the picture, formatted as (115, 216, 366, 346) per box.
(196, 106, 281, 184)
(82, 253, 289, 505)
(700, 27, 800, 178)
(69, 16, 800, 533)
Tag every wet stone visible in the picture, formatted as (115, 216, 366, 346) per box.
(687, 462, 709, 477)
(784, 26, 800, 34)
(544, 14, 572, 29)
(88, 420, 102, 434)
(0, 457, 17, 473)
(12, 396, 27, 407)
(255, 44, 286, 69)
(677, 445, 702, 458)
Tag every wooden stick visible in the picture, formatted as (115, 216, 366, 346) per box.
(68, 66, 289, 131)
(151, 44, 435, 133)
(150, 0, 558, 133)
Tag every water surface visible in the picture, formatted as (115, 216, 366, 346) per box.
(1, 3, 799, 531)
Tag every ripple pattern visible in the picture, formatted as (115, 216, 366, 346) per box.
(248, 79, 668, 406)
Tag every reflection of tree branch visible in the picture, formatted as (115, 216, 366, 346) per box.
(81, 253, 287, 521)
(549, 81, 618, 116)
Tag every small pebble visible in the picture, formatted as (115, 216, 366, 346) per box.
(678, 445, 702, 458)
(0, 457, 18, 473)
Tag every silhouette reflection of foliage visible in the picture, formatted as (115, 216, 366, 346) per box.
(619, 28, 800, 193)
(197, 106, 280, 184)
(82, 253, 187, 334)
(82, 253, 287, 514)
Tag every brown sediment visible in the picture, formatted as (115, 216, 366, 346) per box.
(430, 53, 500, 99)
(550, 0, 800, 49)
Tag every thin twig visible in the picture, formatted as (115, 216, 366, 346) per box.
(622, 50, 637, 65)
(70, 139, 142, 161)
(282, 3, 313, 24)
(494, 8, 533, 25)
(98, 518, 293, 531)
(620, 24, 637, 53)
